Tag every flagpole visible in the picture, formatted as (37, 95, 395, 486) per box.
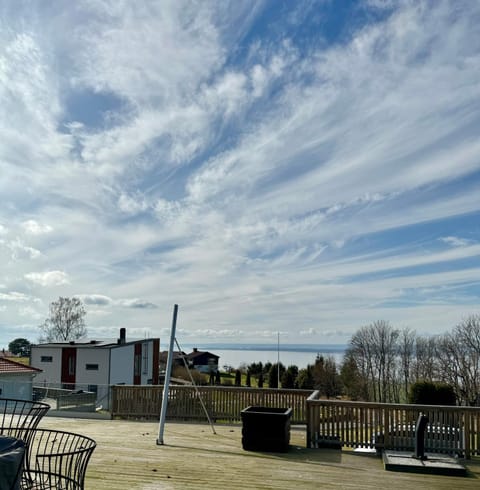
(157, 304, 178, 445)
(277, 331, 280, 389)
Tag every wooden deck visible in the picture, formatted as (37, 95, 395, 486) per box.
(39, 415, 480, 489)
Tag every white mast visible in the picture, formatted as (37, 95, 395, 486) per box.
(277, 331, 280, 389)
(157, 304, 178, 445)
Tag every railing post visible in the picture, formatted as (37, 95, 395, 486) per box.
(464, 409, 471, 459)
(383, 407, 390, 450)
(306, 393, 311, 448)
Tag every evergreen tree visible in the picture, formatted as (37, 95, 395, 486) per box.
(268, 363, 285, 388)
(296, 366, 314, 389)
(281, 365, 298, 388)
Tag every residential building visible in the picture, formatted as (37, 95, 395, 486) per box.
(186, 348, 219, 373)
(0, 357, 42, 400)
(30, 328, 160, 409)
(159, 350, 187, 372)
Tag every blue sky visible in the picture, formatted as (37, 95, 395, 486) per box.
(1, 0, 479, 348)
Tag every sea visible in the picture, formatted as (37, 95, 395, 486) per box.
(182, 343, 346, 370)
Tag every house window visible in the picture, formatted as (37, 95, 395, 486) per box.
(68, 356, 75, 376)
(41, 356, 53, 362)
(143, 342, 149, 374)
(85, 364, 99, 371)
(88, 384, 98, 394)
(134, 354, 141, 377)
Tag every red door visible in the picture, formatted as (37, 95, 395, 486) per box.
(133, 343, 142, 385)
(61, 347, 77, 388)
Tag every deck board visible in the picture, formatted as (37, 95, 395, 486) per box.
(38, 416, 480, 489)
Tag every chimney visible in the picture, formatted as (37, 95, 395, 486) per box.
(118, 328, 126, 345)
(193, 347, 198, 353)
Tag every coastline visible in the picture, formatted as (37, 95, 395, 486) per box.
(182, 343, 347, 369)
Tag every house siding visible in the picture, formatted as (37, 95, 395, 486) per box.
(31, 346, 62, 387)
(30, 334, 160, 409)
(0, 373, 35, 400)
(110, 344, 135, 385)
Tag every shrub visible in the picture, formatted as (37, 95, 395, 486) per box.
(408, 381, 456, 406)
(172, 366, 207, 385)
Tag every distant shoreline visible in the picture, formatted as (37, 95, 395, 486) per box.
(188, 343, 347, 353)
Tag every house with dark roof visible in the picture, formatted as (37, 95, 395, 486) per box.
(0, 357, 42, 400)
(186, 348, 219, 373)
(30, 328, 160, 409)
(159, 350, 187, 371)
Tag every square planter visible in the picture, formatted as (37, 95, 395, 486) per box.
(241, 406, 292, 452)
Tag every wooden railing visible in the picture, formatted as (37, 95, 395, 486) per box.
(111, 385, 312, 424)
(306, 391, 480, 458)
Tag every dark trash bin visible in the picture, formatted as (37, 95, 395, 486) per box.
(0, 435, 25, 490)
(241, 406, 292, 452)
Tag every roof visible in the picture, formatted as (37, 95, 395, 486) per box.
(159, 351, 187, 363)
(32, 338, 159, 349)
(187, 350, 219, 361)
(0, 357, 42, 374)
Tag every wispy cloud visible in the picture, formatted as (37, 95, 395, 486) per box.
(439, 236, 473, 248)
(0, 1, 479, 346)
(25, 271, 69, 287)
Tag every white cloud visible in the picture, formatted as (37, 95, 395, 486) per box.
(440, 236, 472, 248)
(7, 239, 42, 260)
(117, 298, 157, 309)
(24, 271, 69, 287)
(0, 1, 480, 347)
(118, 193, 149, 215)
(19, 306, 43, 320)
(0, 292, 30, 302)
(76, 294, 113, 306)
(22, 220, 53, 235)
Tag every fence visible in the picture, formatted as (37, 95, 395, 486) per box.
(33, 386, 96, 412)
(111, 385, 312, 424)
(306, 391, 480, 458)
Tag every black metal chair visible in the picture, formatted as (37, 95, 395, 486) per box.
(0, 399, 50, 453)
(0, 435, 26, 490)
(21, 429, 96, 490)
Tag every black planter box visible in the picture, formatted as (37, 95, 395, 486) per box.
(241, 406, 292, 452)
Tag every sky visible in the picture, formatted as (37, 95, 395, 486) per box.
(1, 0, 480, 349)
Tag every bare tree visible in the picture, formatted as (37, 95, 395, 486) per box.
(398, 328, 416, 402)
(348, 321, 399, 402)
(349, 325, 377, 401)
(412, 335, 438, 382)
(371, 321, 399, 402)
(39, 297, 87, 342)
(436, 315, 480, 406)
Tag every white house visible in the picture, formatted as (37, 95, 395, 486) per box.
(30, 328, 160, 409)
(0, 357, 42, 400)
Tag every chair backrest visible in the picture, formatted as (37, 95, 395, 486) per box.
(22, 428, 96, 490)
(0, 398, 50, 449)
